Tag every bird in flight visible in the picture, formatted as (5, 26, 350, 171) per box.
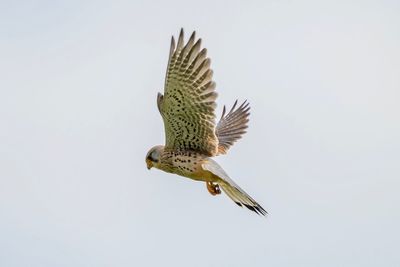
(145, 29, 267, 215)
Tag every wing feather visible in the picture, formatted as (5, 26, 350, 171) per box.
(158, 29, 219, 156)
(216, 100, 250, 155)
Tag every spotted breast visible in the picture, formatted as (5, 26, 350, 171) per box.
(160, 150, 214, 181)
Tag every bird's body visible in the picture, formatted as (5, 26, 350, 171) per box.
(158, 148, 211, 182)
(146, 29, 267, 215)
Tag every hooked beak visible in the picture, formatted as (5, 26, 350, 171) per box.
(146, 159, 153, 170)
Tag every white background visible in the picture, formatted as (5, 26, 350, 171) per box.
(1, 0, 399, 266)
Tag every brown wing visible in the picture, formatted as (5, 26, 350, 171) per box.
(215, 100, 250, 155)
(157, 29, 219, 156)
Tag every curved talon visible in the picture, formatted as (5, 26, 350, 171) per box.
(206, 182, 221, 196)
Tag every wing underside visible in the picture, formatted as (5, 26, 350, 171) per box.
(158, 29, 219, 156)
(216, 100, 250, 155)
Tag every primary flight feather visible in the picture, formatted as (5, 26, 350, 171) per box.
(146, 29, 267, 216)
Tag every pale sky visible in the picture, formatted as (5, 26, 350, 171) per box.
(1, 0, 400, 266)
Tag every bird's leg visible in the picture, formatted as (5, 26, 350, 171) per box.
(206, 182, 221, 196)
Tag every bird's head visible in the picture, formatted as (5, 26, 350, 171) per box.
(145, 145, 164, 170)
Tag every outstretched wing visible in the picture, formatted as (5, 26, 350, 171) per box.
(157, 29, 219, 156)
(216, 100, 250, 155)
(202, 159, 267, 216)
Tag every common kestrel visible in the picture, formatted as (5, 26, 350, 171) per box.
(146, 29, 267, 215)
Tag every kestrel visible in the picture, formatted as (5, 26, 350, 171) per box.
(145, 29, 267, 215)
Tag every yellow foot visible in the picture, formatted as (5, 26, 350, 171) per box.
(206, 182, 221, 196)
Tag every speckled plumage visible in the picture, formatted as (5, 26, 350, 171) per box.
(146, 29, 267, 216)
(158, 29, 218, 156)
(159, 150, 205, 179)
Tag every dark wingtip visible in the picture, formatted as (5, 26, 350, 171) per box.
(220, 105, 227, 119)
(229, 100, 238, 113)
(239, 99, 250, 111)
(189, 30, 196, 41)
(235, 202, 243, 207)
(244, 204, 268, 216)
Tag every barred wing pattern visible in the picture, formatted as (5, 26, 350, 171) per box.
(158, 29, 219, 156)
(216, 100, 250, 155)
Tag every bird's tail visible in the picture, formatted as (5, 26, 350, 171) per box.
(202, 159, 267, 216)
(219, 181, 267, 216)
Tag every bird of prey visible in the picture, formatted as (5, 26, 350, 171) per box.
(145, 29, 267, 215)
